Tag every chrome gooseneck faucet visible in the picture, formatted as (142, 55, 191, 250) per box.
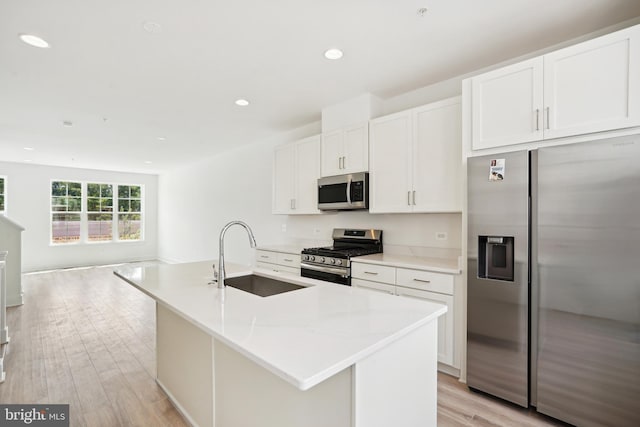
(215, 221, 257, 288)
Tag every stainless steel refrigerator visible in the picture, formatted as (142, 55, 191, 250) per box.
(467, 135, 640, 427)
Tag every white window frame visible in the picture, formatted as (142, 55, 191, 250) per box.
(50, 179, 145, 245)
(0, 175, 6, 215)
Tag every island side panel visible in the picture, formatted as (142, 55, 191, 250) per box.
(353, 321, 438, 427)
(214, 339, 352, 427)
(157, 303, 215, 427)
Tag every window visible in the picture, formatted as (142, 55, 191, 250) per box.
(0, 176, 5, 214)
(51, 181, 82, 243)
(118, 185, 142, 240)
(50, 181, 143, 244)
(87, 183, 113, 241)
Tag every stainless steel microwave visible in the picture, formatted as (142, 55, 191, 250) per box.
(318, 172, 369, 211)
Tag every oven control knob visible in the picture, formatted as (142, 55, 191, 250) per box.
(334, 259, 342, 266)
(329, 258, 336, 265)
(309, 256, 315, 262)
(302, 255, 308, 261)
(319, 257, 325, 263)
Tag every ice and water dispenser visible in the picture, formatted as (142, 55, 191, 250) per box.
(478, 236, 514, 281)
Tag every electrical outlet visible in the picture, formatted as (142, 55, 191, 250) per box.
(436, 231, 448, 241)
(281, 223, 287, 233)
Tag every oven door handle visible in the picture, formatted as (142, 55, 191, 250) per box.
(300, 262, 349, 277)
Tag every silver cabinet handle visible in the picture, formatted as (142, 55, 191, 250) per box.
(283, 258, 293, 262)
(413, 278, 431, 283)
(342, 156, 346, 170)
(535, 109, 540, 131)
(338, 157, 342, 169)
(545, 107, 550, 130)
(260, 255, 269, 259)
(290, 199, 296, 209)
(412, 190, 416, 205)
(364, 271, 379, 275)
(347, 177, 352, 204)
(407, 191, 411, 206)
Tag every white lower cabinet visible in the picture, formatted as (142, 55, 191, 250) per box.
(256, 250, 301, 275)
(352, 262, 456, 368)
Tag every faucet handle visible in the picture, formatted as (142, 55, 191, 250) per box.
(208, 264, 219, 285)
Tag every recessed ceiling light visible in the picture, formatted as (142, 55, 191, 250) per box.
(143, 21, 162, 33)
(19, 33, 50, 48)
(417, 7, 428, 17)
(24, 159, 33, 163)
(144, 160, 153, 164)
(62, 121, 73, 127)
(324, 48, 343, 60)
(24, 147, 35, 151)
(156, 136, 166, 141)
(235, 99, 250, 107)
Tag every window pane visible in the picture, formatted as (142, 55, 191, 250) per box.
(52, 197, 68, 211)
(88, 213, 113, 241)
(52, 181, 67, 196)
(130, 186, 141, 198)
(68, 182, 82, 197)
(68, 197, 82, 212)
(101, 198, 113, 212)
(130, 200, 141, 212)
(87, 198, 99, 211)
(118, 199, 130, 212)
(87, 183, 100, 197)
(0, 195, 4, 212)
(118, 186, 129, 198)
(0, 178, 4, 195)
(52, 213, 81, 243)
(118, 214, 141, 240)
(101, 185, 113, 198)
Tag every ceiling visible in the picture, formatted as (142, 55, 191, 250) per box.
(2, 0, 640, 174)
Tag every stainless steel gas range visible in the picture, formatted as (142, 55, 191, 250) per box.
(301, 228, 383, 285)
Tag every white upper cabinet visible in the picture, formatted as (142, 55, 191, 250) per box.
(470, 23, 640, 150)
(369, 97, 462, 213)
(272, 135, 321, 215)
(321, 123, 369, 177)
(471, 58, 543, 149)
(412, 100, 462, 212)
(543, 25, 640, 139)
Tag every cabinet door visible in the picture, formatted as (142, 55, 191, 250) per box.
(396, 287, 454, 366)
(342, 124, 369, 174)
(543, 24, 640, 139)
(320, 130, 343, 177)
(412, 98, 462, 212)
(352, 278, 395, 295)
(272, 144, 295, 214)
(471, 58, 544, 150)
(294, 135, 321, 214)
(369, 111, 413, 213)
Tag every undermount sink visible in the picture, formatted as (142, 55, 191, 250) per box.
(224, 274, 306, 297)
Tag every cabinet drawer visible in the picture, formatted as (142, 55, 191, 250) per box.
(256, 250, 277, 264)
(276, 252, 301, 267)
(396, 268, 454, 295)
(256, 262, 299, 275)
(351, 262, 395, 284)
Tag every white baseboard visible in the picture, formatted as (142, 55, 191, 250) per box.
(156, 378, 199, 427)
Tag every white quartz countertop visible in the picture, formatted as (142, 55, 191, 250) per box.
(114, 261, 446, 391)
(255, 244, 305, 254)
(353, 253, 462, 275)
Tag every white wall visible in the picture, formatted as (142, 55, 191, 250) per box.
(0, 161, 158, 272)
(157, 122, 321, 265)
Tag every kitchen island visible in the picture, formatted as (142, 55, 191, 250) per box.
(114, 261, 446, 427)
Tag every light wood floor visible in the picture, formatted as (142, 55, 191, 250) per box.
(0, 265, 567, 427)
